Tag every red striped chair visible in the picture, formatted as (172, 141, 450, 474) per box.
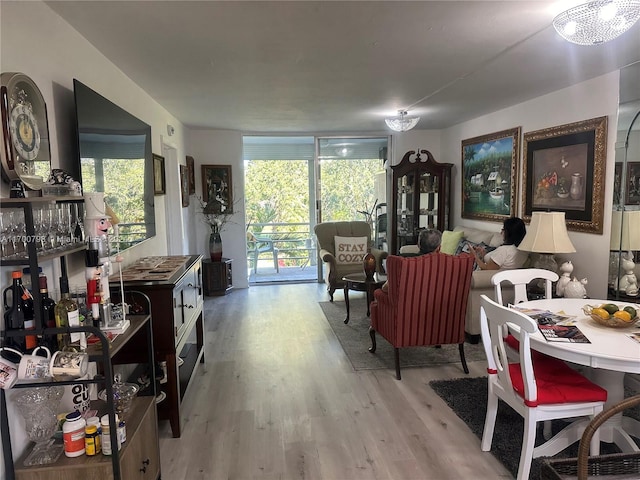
(369, 252, 475, 380)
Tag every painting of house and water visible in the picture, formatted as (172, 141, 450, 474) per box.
(461, 127, 521, 222)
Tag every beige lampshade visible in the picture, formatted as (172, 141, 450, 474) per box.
(518, 212, 576, 254)
(610, 210, 640, 251)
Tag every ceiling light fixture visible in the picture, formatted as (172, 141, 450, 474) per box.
(385, 110, 420, 132)
(553, 0, 640, 45)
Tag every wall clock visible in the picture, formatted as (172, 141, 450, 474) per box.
(1, 72, 51, 190)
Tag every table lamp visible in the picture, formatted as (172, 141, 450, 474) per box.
(609, 210, 640, 296)
(518, 211, 576, 274)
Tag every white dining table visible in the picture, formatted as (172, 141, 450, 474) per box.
(514, 298, 640, 456)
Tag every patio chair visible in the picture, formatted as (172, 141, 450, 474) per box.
(248, 231, 279, 274)
(479, 295, 606, 480)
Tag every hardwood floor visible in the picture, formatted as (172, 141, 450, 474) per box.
(158, 283, 512, 479)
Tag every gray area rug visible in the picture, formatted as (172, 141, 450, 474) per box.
(319, 297, 486, 372)
(429, 376, 640, 479)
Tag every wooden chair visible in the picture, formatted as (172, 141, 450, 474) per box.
(369, 252, 474, 379)
(479, 295, 607, 480)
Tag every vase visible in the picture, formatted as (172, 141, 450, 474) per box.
(209, 231, 223, 262)
(363, 248, 376, 279)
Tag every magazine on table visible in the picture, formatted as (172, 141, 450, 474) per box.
(537, 324, 591, 343)
(509, 305, 590, 343)
(509, 305, 577, 326)
(627, 333, 640, 345)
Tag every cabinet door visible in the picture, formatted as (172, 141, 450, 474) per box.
(395, 170, 417, 249)
(173, 286, 185, 341)
(119, 401, 160, 480)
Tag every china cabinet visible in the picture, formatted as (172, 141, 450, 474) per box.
(391, 149, 453, 254)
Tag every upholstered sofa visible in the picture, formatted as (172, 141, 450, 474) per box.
(400, 225, 530, 343)
(314, 221, 388, 301)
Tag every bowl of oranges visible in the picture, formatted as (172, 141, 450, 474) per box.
(582, 303, 639, 328)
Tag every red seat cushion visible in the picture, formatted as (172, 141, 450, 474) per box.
(508, 358, 607, 406)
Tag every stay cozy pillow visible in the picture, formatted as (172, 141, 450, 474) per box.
(334, 236, 368, 265)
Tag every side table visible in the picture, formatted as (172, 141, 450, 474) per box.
(203, 258, 233, 296)
(342, 273, 386, 324)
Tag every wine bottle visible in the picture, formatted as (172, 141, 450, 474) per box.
(20, 273, 37, 351)
(39, 275, 59, 352)
(2, 271, 27, 351)
(54, 276, 80, 350)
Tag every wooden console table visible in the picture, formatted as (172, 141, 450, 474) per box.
(110, 254, 204, 438)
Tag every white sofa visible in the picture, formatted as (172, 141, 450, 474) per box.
(400, 225, 529, 343)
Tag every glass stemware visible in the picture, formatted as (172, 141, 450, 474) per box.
(0, 211, 10, 257)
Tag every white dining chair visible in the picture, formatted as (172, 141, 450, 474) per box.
(479, 295, 607, 480)
(491, 268, 559, 306)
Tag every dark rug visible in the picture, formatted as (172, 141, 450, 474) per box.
(319, 297, 486, 371)
(429, 376, 640, 479)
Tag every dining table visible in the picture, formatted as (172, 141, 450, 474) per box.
(513, 298, 640, 457)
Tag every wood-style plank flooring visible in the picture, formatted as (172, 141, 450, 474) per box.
(158, 283, 511, 479)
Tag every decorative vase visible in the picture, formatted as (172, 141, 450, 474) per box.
(363, 248, 376, 279)
(209, 229, 223, 262)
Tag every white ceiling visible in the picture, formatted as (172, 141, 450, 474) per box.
(45, 1, 640, 133)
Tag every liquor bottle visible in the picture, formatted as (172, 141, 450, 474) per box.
(20, 269, 37, 351)
(39, 275, 59, 352)
(54, 276, 80, 351)
(2, 271, 27, 351)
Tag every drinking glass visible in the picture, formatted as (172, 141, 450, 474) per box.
(10, 209, 26, 257)
(0, 211, 9, 257)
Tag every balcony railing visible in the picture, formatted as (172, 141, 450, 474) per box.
(247, 222, 317, 270)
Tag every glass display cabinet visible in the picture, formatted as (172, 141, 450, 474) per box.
(391, 149, 453, 254)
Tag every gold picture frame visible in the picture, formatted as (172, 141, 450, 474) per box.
(153, 154, 165, 195)
(522, 116, 607, 234)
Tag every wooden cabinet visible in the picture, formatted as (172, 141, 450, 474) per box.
(391, 149, 453, 254)
(203, 258, 233, 296)
(15, 395, 159, 480)
(111, 255, 204, 438)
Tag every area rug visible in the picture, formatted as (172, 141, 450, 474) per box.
(429, 376, 640, 479)
(319, 298, 486, 371)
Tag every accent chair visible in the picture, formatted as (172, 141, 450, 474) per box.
(369, 252, 475, 379)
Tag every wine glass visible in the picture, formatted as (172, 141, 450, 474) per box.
(14, 386, 65, 466)
(10, 209, 26, 257)
(0, 211, 10, 257)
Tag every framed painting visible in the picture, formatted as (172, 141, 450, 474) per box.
(625, 162, 640, 205)
(186, 155, 196, 195)
(201, 164, 233, 213)
(180, 164, 189, 207)
(461, 127, 520, 222)
(522, 116, 607, 234)
(153, 154, 166, 195)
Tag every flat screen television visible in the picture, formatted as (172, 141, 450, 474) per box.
(73, 79, 155, 251)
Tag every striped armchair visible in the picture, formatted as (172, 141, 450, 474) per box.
(369, 252, 475, 379)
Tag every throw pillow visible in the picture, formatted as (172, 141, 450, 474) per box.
(440, 230, 464, 255)
(334, 236, 368, 265)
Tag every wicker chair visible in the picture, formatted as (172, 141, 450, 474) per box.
(369, 252, 474, 379)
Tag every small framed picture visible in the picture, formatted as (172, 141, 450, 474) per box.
(186, 155, 196, 195)
(153, 154, 165, 195)
(180, 164, 189, 207)
(201, 164, 233, 213)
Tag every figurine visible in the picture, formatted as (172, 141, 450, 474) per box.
(563, 277, 588, 298)
(555, 261, 573, 297)
(615, 253, 639, 297)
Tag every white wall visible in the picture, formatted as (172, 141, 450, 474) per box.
(442, 72, 621, 299)
(187, 130, 249, 288)
(0, 1, 190, 468)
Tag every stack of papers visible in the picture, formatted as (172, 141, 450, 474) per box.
(511, 306, 590, 343)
